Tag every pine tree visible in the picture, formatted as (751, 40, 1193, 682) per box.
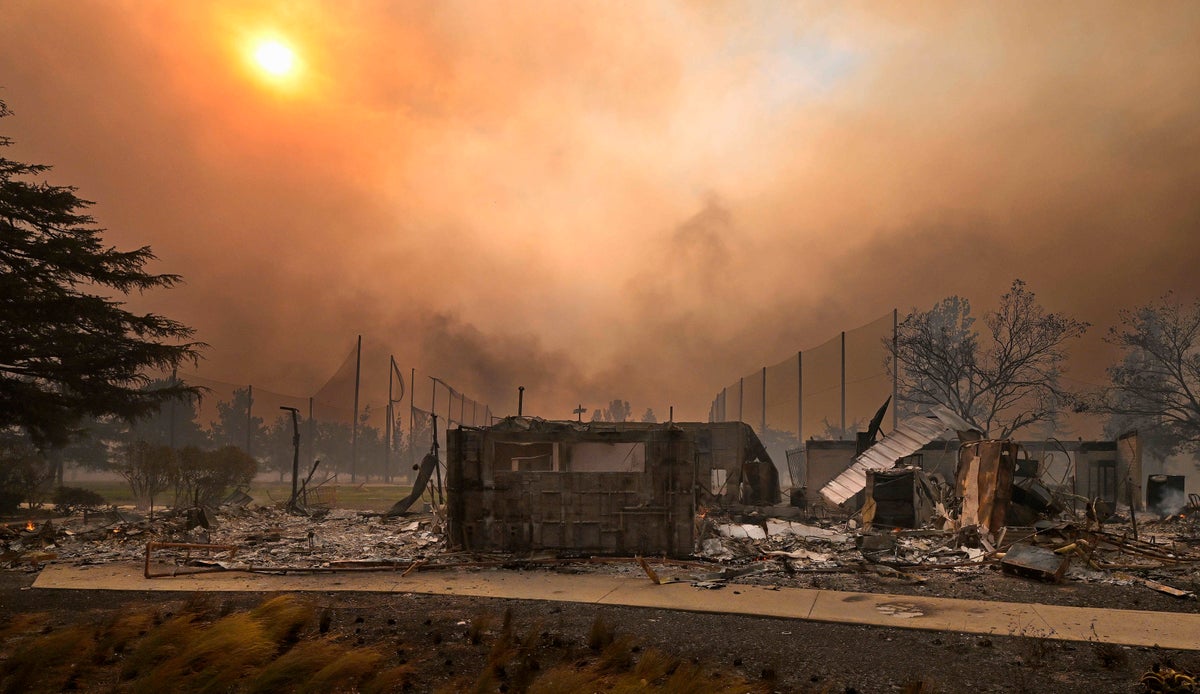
(0, 98, 204, 448)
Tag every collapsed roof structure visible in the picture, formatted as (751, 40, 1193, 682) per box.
(818, 405, 979, 506)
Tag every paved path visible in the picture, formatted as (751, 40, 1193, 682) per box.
(32, 562, 1200, 650)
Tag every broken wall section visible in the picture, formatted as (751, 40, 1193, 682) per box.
(446, 419, 777, 557)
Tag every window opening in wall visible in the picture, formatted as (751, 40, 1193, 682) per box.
(711, 468, 728, 495)
(565, 442, 646, 472)
(1089, 459, 1117, 505)
(493, 441, 557, 472)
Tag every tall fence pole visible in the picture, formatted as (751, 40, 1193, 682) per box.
(761, 366, 767, 435)
(892, 308, 899, 430)
(246, 384, 253, 457)
(409, 368, 416, 475)
(840, 331, 846, 437)
(797, 351, 803, 444)
(351, 335, 361, 483)
(385, 357, 393, 483)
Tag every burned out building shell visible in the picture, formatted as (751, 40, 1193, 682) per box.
(446, 418, 778, 556)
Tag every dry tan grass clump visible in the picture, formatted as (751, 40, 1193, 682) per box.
(0, 595, 761, 694)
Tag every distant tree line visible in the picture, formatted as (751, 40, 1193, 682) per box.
(588, 400, 658, 423)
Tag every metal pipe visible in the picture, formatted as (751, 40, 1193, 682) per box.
(281, 406, 300, 508)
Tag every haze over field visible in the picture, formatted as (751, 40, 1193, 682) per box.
(2, 1, 1198, 424)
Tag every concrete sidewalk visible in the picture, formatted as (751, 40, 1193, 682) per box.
(32, 562, 1200, 651)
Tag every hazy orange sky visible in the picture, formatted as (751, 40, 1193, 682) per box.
(2, 1, 1198, 425)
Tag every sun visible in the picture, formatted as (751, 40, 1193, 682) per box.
(253, 39, 296, 77)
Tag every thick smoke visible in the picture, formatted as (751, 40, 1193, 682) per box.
(1, 1, 1198, 424)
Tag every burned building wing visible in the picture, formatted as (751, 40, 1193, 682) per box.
(446, 418, 778, 557)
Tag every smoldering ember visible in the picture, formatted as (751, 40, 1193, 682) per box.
(5, 407, 1200, 692)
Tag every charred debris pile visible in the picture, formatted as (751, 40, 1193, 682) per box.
(2, 412, 1198, 598)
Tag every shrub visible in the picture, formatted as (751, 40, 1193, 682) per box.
(52, 486, 106, 514)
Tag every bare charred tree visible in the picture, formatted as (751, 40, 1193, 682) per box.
(1093, 294, 1200, 456)
(886, 279, 1088, 438)
(118, 440, 174, 517)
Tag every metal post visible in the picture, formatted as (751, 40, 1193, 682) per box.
(281, 407, 300, 508)
(840, 331, 846, 437)
(738, 377, 744, 423)
(385, 357, 393, 483)
(307, 397, 314, 472)
(351, 335, 361, 482)
(797, 351, 803, 444)
(409, 368, 416, 479)
(892, 308, 899, 430)
(761, 366, 767, 435)
(246, 384, 253, 457)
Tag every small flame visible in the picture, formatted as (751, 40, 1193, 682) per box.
(112, 528, 120, 534)
(25, 521, 35, 531)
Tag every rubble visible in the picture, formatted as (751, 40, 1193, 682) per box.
(5, 488, 1198, 590)
(2, 503, 447, 573)
(3, 421, 1199, 604)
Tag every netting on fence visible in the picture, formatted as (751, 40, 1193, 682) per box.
(162, 339, 491, 486)
(710, 312, 896, 476)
